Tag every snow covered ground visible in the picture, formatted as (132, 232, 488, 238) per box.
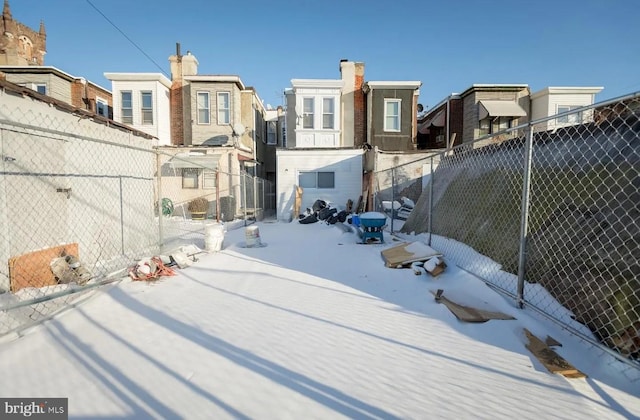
(0, 219, 638, 419)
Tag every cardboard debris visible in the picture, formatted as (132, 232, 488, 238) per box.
(381, 242, 442, 268)
(431, 289, 516, 323)
(9, 243, 80, 292)
(423, 257, 447, 277)
(524, 328, 586, 378)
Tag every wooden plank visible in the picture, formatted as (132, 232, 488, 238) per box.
(430, 289, 516, 323)
(382, 242, 442, 268)
(524, 328, 586, 378)
(8, 243, 78, 292)
(293, 185, 303, 218)
(545, 335, 562, 347)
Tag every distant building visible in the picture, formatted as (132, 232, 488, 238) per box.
(0, 66, 113, 119)
(0, 0, 46, 66)
(104, 72, 172, 145)
(530, 86, 603, 131)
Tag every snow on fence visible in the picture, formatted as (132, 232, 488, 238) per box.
(0, 88, 274, 336)
(380, 93, 640, 379)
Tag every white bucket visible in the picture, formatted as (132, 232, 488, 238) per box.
(205, 223, 225, 252)
(245, 225, 262, 247)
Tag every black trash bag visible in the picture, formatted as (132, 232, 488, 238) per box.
(336, 210, 348, 223)
(318, 207, 337, 221)
(299, 214, 318, 224)
(312, 200, 327, 213)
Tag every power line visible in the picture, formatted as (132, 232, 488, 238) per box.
(85, 0, 170, 78)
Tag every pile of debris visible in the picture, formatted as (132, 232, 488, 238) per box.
(382, 197, 415, 220)
(128, 244, 203, 281)
(298, 199, 349, 225)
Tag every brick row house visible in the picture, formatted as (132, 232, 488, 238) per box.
(277, 59, 424, 220)
(418, 84, 603, 150)
(106, 48, 275, 220)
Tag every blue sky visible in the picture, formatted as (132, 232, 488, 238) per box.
(9, 0, 640, 110)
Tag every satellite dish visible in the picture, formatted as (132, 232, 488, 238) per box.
(232, 123, 246, 137)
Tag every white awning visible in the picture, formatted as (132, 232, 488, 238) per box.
(478, 100, 527, 120)
(168, 153, 222, 170)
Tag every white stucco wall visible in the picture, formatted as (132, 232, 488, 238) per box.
(276, 148, 363, 221)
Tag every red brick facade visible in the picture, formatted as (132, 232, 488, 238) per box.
(170, 80, 184, 145)
(0, 0, 46, 66)
(71, 79, 113, 119)
(354, 69, 366, 147)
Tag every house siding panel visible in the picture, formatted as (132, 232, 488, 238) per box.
(111, 80, 170, 144)
(5, 73, 72, 104)
(187, 82, 241, 146)
(276, 149, 363, 220)
(370, 89, 415, 151)
(462, 89, 529, 142)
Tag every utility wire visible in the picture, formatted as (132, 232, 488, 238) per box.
(85, 0, 170, 78)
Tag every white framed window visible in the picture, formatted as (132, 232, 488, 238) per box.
(121, 91, 133, 124)
(96, 97, 108, 117)
(267, 121, 277, 145)
(182, 168, 200, 189)
(298, 171, 335, 189)
(557, 105, 583, 124)
(197, 92, 210, 124)
(141, 91, 153, 124)
(217, 92, 230, 124)
(384, 99, 401, 132)
(302, 97, 314, 129)
(480, 117, 513, 135)
(203, 170, 216, 189)
(322, 98, 334, 129)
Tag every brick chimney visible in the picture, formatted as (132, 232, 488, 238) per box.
(339, 59, 365, 147)
(168, 44, 198, 145)
(353, 62, 365, 147)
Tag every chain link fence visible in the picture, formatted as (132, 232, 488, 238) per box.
(0, 91, 274, 336)
(398, 92, 640, 378)
(372, 152, 443, 233)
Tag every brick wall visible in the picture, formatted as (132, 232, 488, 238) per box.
(171, 80, 184, 145)
(70, 80, 113, 119)
(70, 80, 84, 109)
(354, 63, 365, 146)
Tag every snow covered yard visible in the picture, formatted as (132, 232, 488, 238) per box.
(0, 220, 638, 419)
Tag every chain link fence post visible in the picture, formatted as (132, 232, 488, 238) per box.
(516, 124, 535, 309)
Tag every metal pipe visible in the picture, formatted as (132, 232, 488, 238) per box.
(516, 125, 535, 308)
(446, 97, 450, 150)
(119, 176, 125, 255)
(216, 170, 220, 223)
(390, 167, 395, 233)
(0, 275, 123, 312)
(156, 151, 164, 249)
(428, 155, 434, 246)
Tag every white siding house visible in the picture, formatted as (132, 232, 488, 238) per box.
(289, 79, 343, 148)
(530, 86, 603, 131)
(104, 73, 172, 145)
(276, 149, 363, 221)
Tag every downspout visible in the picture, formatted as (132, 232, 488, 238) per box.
(446, 96, 451, 150)
(253, 95, 258, 216)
